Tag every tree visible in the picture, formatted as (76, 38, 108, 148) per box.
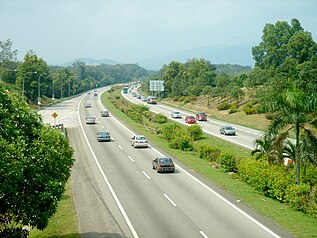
(0, 39, 18, 84)
(16, 52, 51, 103)
(263, 83, 317, 185)
(0, 85, 74, 237)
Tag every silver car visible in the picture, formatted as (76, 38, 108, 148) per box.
(101, 110, 110, 117)
(131, 135, 148, 148)
(171, 111, 182, 119)
(220, 126, 236, 135)
(86, 116, 96, 124)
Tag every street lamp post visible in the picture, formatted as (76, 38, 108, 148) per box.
(38, 73, 46, 109)
(22, 71, 37, 100)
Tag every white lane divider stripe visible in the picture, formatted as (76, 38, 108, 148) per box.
(163, 194, 177, 207)
(142, 171, 151, 180)
(128, 156, 135, 162)
(118, 145, 123, 150)
(200, 231, 208, 238)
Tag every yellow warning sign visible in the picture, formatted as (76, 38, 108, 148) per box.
(52, 112, 58, 118)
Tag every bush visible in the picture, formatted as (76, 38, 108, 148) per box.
(187, 124, 203, 141)
(196, 143, 221, 162)
(242, 102, 259, 115)
(126, 110, 143, 123)
(217, 102, 231, 110)
(229, 103, 238, 114)
(161, 123, 183, 141)
(154, 113, 168, 124)
(169, 133, 193, 151)
(220, 152, 238, 173)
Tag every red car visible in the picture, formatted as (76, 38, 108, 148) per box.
(185, 115, 196, 124)
(196, 112, 207, 121)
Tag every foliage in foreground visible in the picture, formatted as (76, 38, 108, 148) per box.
(0, 86, 74, 237)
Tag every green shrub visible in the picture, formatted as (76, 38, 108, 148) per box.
(229, 103, 238, 114)
(161, 123, 182, 141)
(242, 103, 257, 115)
(126, 110, 143, 123)
(196, 143, 221, 162)
(154, 113, 168, 124)
(187, 124, 203, 141)
(220, 152, 238, 173)
(169, 133, 193, 151)
(217, 102, 231, 110)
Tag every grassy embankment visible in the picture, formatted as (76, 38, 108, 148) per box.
(101, 88, 317, 238)
(29, 181, 80, 238)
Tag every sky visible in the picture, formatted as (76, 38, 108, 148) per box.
(1, 0, 317, 66)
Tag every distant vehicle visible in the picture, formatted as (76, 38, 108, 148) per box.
(85, 102, 92, 108)
(152, 157, 175, 173)
(220, 126, 236, 135)
(123, 87, 129, 94)
(131, 135, 148, 148)
(147, 96, 157, 104)
(85, 116, 96, 124)
(101, 110, 110, 117)
(87, 91, 91, 94)
(185, 115, 196, 124)
(171, 111, 182, 119)
(196, 112, 207, 121)
(96, 131, 111, 142)
(136, 94, 142, 99)
(94, 92, 98, 97)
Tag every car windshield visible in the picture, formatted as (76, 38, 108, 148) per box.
(100, 132, 109, 135)
(136, 136, 146, 140)
(173, 112, 180, 114)
(187, 116, 195, 118)
(159, 158, 173, 164)
(225, 126, 233, 130)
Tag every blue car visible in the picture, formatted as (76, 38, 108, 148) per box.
(97, 131, 111, 142)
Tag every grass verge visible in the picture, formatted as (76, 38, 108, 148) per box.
(29, 180, 80, 238)
(101, 89, 317, 238)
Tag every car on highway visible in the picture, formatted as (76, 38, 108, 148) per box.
(85, 102, 92, 108)
(147, 96, 157, 104)
(220, 125, 236, 135)
(101, 110, 110, 117)
(152, 157, 175, 173)
(185, 115, 196, 124)
(96, 131, 111, 142)
(171, 111, 182, 119)
(196, 112, 207, 121)
(131, 135, 148, 148)
(85, 116, 96, 124)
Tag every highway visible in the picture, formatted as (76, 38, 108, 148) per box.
(40, 89, 291, 238)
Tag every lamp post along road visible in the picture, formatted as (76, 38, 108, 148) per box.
(38, 73, 46, 108)
(22, 71, 37, 101)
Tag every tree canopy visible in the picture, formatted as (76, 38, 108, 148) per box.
(0, 85, 74, 237)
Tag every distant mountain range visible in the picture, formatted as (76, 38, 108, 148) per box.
(137, 43, 256, 70)
(62, 43, 256, 70)
(62, 57, 122, 67)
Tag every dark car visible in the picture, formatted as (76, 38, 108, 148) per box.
(185, 115, 196, 124)
(220, 126, 236, 135)
(96, 131, 111, 142)
(101, 110, 110, 117)
(152, 157, 175, 173)
(196, 112, 207, 121)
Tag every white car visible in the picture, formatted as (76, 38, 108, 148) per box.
(85, 116, 96, 124)
(131, 135, 148, 148)
(171, 111, 182, 119)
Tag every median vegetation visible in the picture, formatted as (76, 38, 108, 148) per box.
(102, 86, 317, 237)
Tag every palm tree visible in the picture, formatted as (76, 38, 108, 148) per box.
(264, 83, 317, 185)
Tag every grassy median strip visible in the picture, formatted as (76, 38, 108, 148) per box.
(101, 90, 317, 238)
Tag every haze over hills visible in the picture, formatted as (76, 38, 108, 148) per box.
(62, 43, 256, 70)
(62, 57, 122, 67)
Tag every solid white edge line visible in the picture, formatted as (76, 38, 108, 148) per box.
(78, 96, 139, 238)
(163, 194, 177, 207)
(101, 88, 281, 238)
(142, 171, 151, 180)
(128, 156, 135, 162)
(200, 231, 208, 238)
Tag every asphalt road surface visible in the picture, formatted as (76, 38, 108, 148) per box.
(40, 89, 292, 238)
